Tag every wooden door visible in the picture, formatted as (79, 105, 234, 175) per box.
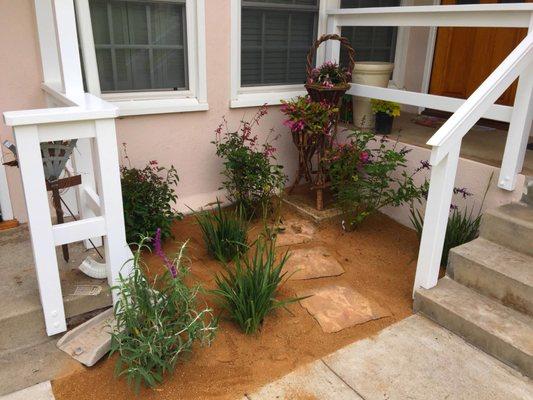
(429, 0, 529, 106)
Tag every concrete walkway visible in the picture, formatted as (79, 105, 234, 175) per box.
(245, 315, 533, 400)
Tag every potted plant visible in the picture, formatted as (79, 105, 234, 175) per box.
(370, 99, 400, 134)
(305, 34, 355, 105)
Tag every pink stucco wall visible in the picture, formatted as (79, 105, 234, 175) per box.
(0, 0, 525, 227)
(0, 0, 46, 222)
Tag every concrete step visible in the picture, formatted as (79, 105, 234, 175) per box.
(0, 338, 81, 396)
(448, 238, 533, 316)
(479, 202, 533, 257)
(0, 238, 112, 351)
(414, 277, 533, 378)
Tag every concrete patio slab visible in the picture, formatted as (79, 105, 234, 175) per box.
(298, 285, 389, 333)
(323, 315, 533, 400)
(283, 246, 344, 280)
(245, 359, 362, 400)
(0, 381, 55, 400)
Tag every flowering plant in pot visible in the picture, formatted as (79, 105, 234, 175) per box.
(370, 99, 401, 135)
(304, 34, 355, 105)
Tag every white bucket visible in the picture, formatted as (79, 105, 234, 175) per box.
(352, 62, 394, 129)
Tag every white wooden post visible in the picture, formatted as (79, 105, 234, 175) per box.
(325, 15, 341, 63)
(14, 125, 66, 335)
(0, 157, 14, 221)
(93, 119, 133, 299)
(72, 138, 103, 249)
(498, 69, 533, 191)
(413, 142, 461, 291)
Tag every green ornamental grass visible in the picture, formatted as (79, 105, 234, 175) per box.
(193, 202, 249, 263)
(110, 233, 217, 393)
(212, 236, 302, 334)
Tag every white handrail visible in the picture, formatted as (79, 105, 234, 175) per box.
(413, 34, 533, 292)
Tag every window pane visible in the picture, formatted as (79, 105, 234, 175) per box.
(89, 0, 188, 93)
(339, 0, 400, 65)
(241, 2, 318, 86)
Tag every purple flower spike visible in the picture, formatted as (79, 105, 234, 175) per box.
(153, 228, 178, 278)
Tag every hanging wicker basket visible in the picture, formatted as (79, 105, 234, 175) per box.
(304, 34, 355, 105)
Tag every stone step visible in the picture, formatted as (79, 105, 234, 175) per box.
(448, 238, 533, 316)
(0, 339, 80, 396)
(0, 239, 111, 351)
(414, 277, 533, 378)
(479, 202, 533, 257)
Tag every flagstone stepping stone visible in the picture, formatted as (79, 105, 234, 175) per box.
(283, 246, 344, 280)
(298, 285, 390, 333)
(274, 218, 317, 247)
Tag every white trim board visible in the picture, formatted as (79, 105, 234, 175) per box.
(0, 153, 14, 221)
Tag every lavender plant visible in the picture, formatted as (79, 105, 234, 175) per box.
(110, 230, 217, 393)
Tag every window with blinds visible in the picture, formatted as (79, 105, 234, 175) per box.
(339, 0, 400, 65)
(241, 1, 319, 87)
(89, 0, 188, 93)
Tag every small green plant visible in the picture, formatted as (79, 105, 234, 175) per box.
(213, 106, 286, 217)
(327, 130, 429, 230)
(120, 145, 182, 244)
(193, 201, 249, 263)
(212, 236, 301, 334)
(410, 180, 490, 267)
(370, 99, 401, 117)
(110, 230, 217, 393)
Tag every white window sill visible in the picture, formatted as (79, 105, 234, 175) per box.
(110, 97, 209, 117)
(230, 85, 307, 108)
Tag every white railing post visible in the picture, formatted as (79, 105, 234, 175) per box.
(499, 14, 533, 191)
(93, 119, 133, 299)
(72, 138, 103, 249)
(413, 142, 461, 291)
(0, 157, 14, 221)
(14, 125, 67, 336)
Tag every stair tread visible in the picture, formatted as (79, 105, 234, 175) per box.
(451, 238, 533, 288)
(485, 202, 533, 226)
(418, 277, 533, 356)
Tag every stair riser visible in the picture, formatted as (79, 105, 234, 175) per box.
(480, 213, 533, 257)
(448, 251, 533, 317)
(414, 293, 533, 378)
(0, 292, 112, 352)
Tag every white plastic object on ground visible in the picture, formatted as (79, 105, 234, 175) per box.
(78, 256, 107, 279)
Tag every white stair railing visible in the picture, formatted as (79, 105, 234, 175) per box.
(324, 4, 533, 292)
(414, 32, 533, 290)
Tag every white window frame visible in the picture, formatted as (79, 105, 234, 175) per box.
(230, 0, 336, 108)
(75, 0, 208, 116)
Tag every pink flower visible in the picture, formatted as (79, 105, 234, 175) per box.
(359, 151, 370, 164)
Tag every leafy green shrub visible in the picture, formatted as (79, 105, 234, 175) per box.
(326, 130, 428, 230)
(281, 95, 338, 135)
(213, 106, 286, 217)
(110, 231, 217, 392)
(193, 201, 249, 263)
(212, 236, 301, 334)
(120, 149, 182, 244)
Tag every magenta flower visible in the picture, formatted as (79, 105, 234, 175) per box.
(359, 151, 370, 164)
(153, 228, 177, 278)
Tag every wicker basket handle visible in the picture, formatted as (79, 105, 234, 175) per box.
(306, 34, 356, 83)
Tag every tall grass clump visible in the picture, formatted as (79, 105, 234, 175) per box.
(410, 175, 491, 267)
(212, 236, 301, 334)
(110, 231, 217, 393)
(193, 201, 249, 263)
